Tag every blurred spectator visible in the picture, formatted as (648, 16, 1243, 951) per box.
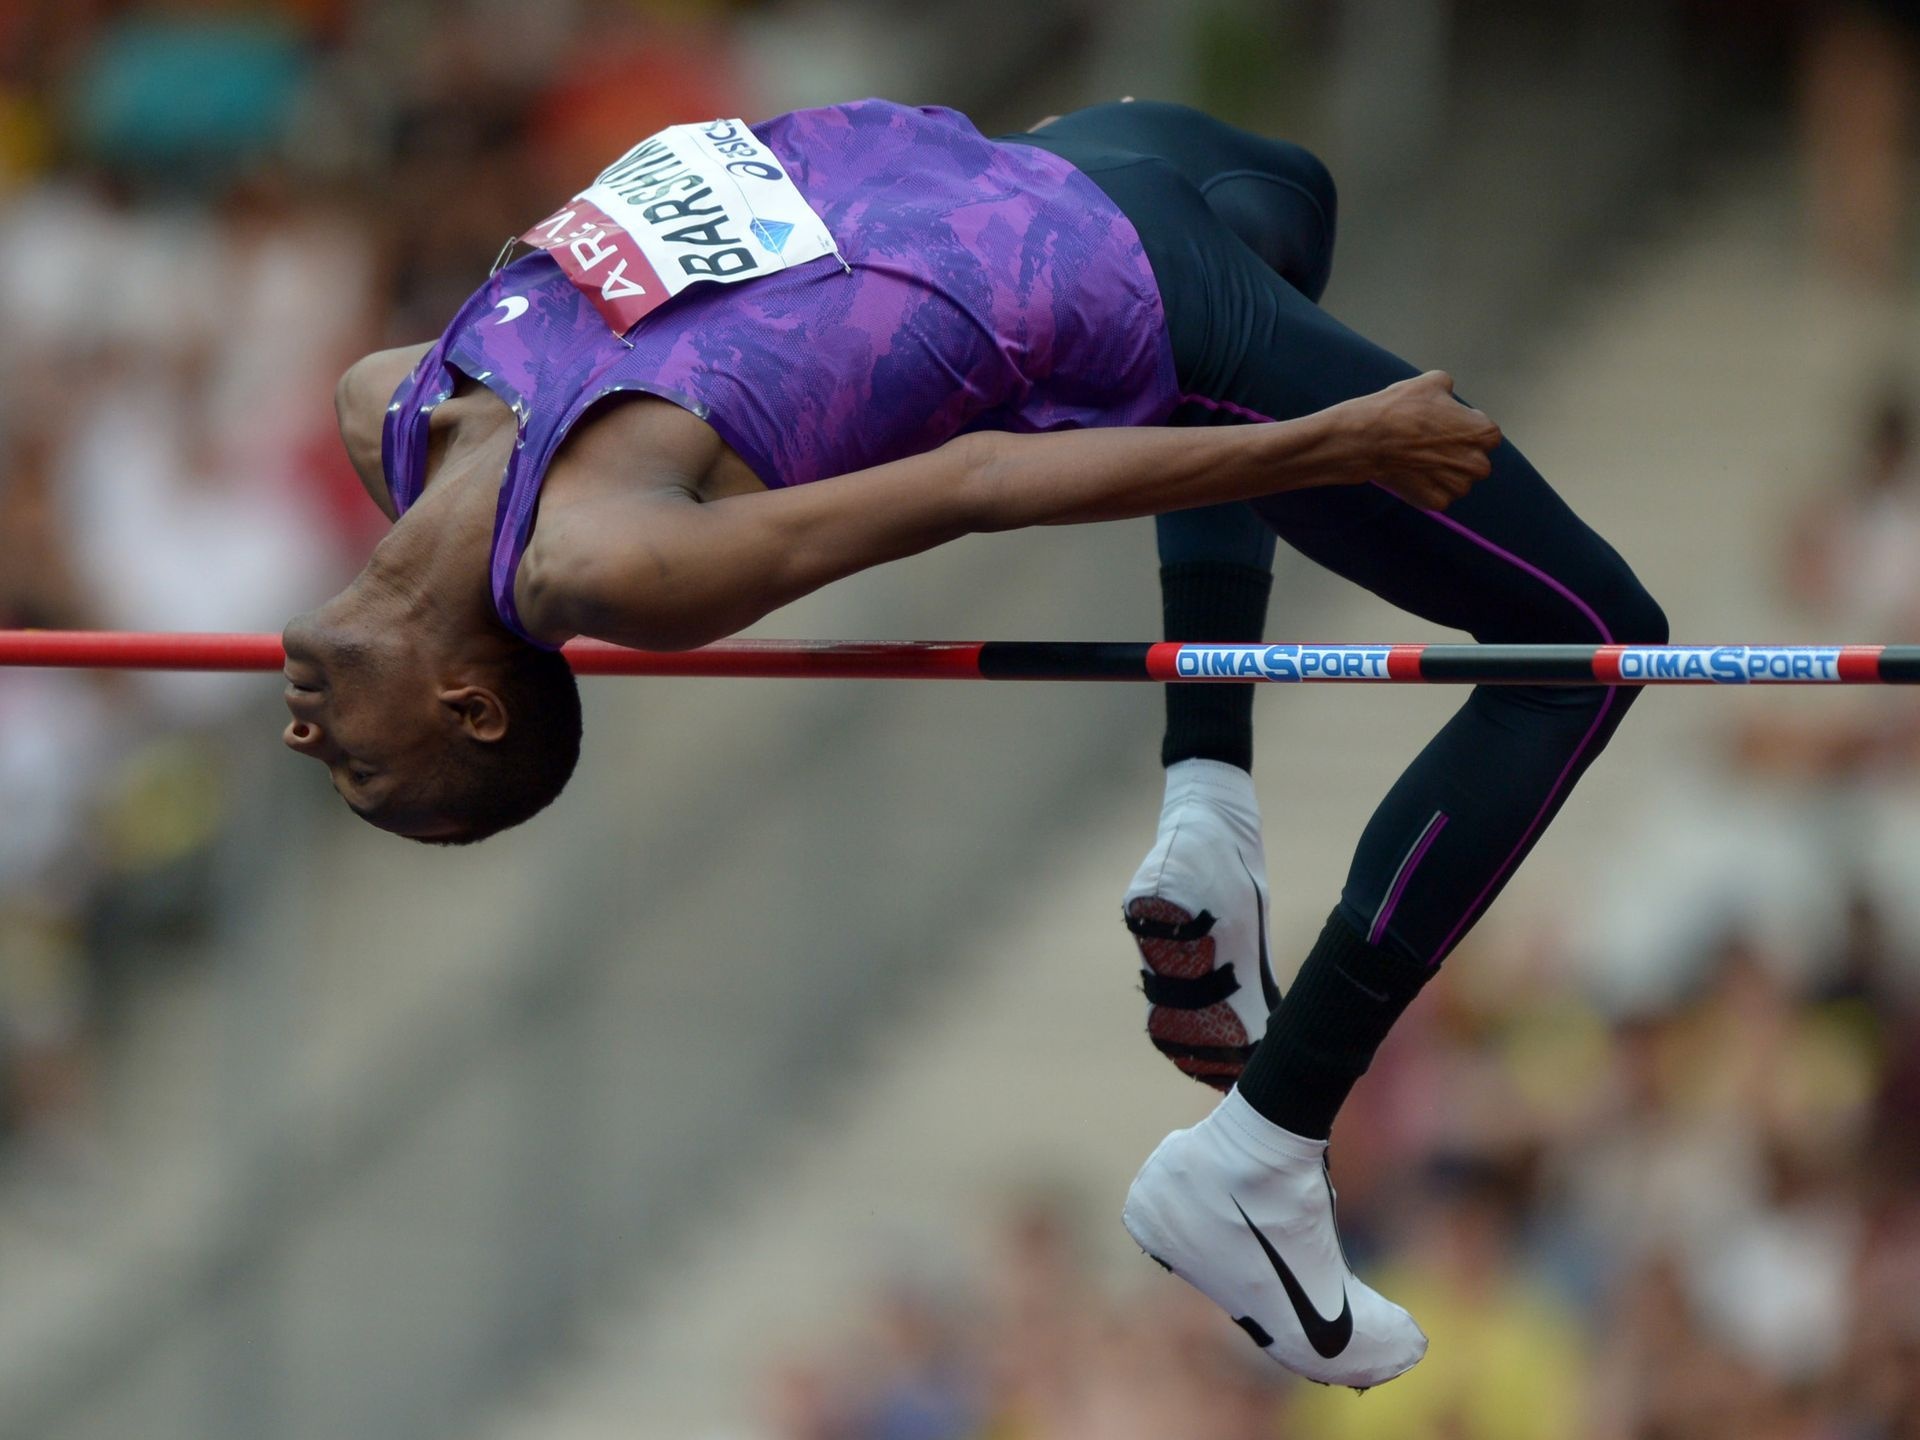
(1785, 386, 1920, 637)
(758, 1194, 1291, 1440)
(527, 0, 748, 195)
(1292, 1158, 1587, 1440)
(68, 9, 315, 195)
(1799, 0, 1920, 291)
(1797, 0, 1920, 293)
(762, 915, 1920, 1440)
(1741, 386, 1920, 782)
(0, 0, 757, 1160)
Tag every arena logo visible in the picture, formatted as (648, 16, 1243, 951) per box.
(1175, 644, 1394, 681)
(1614, 646, 1844, 682)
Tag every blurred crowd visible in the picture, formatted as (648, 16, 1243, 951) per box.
(739, 46, 1920, 1420)
(0, 0, 760, 1169)
(752, 344, 1920, 1438)
(757, 370, 1920, 1440)
(764, 893, 1920, 1440)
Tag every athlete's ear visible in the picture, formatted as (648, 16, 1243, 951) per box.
(438, 684, 510, 743)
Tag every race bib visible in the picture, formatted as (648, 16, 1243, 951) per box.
(518, 117, 842, 334)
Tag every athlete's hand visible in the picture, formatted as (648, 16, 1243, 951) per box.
(1341, 371, 1503, 510)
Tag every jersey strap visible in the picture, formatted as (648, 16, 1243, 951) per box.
(516, 117, 843, 334)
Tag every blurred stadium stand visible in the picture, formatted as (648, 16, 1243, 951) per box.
(2, 3, 1918, 1439)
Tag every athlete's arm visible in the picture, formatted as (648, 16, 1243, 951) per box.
(971, 370, 1498, 525)
(334, 344, 434, 521)
(523, 370, 1499, 651)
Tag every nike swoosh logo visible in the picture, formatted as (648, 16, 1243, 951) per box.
(493, 296, 529, 324)
(1231, 1195, 1353, 1357)
(1237, 852, 1281, 1014)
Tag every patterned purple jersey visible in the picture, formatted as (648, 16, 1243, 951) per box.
(381, 100, 1179, 643)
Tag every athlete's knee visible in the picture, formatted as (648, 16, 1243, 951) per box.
(1591, 566, 1668, 647)
(1574, 566, 1667, 723)
(1266, 142, 1337, 235)
(1278, 145, 1336, 302)
(1522, 540, 1666, 648)
(1203, 142, 1337, 302)
(1622, 585, 1669, 647)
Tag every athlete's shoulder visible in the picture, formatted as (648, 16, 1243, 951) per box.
(335, 343, 432, 521)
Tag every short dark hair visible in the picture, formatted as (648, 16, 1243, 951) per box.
(415, 646, 583, 845)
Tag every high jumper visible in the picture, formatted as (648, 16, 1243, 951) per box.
(281, 96, 1655, 1390)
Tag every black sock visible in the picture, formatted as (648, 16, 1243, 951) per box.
(1236, 911, 1433, 1139)
(1160, 561, 1273, 773)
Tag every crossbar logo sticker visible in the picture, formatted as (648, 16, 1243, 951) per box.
(1612, 645, 1844, 683)
(1175, 644, 1395, 682)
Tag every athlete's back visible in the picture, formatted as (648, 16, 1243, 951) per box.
(380, 99, 1181, 641)
(387, 103, 1180, 496)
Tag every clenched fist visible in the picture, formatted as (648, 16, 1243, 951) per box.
(1336, 370, 1503, 511)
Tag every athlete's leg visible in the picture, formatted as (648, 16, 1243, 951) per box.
(1127, 157, 1665, 1133)
(1124, 501, 1279, 1089)
(1124, 98, 1336, 778)
(1102, 100, 1334, 781)
(1017, 124, 1663, 1387)
(1181, 250, 1666, 1139)
(1051, 102, 1338, 782)
(1138, 277, 1660, 1392)
(1028, 105, 1348, 1089)
(1026, 121, 1665, 1033)
(1153, 504, 1275, 773)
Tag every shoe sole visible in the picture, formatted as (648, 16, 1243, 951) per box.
(1126, 896, 1253, 1091)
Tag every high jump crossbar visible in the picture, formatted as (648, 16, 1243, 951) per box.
(1, 631, 1917, 685)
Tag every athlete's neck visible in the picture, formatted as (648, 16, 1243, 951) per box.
(348, 432, 513, 651)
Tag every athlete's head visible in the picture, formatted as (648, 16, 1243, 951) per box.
(279, 603, 582, 844)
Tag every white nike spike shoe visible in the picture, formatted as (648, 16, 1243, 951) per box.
(1123, 760, 1279, 1090)
(1122, 1088, 1428, 1390)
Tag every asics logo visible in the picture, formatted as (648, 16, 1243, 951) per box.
(1231, 1195, 1353, 1357)
(494, 296, 530, 324)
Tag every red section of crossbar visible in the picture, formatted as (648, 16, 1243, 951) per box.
(560, 638, 986, 678)
(1144, 642, 1182, 681)
(1839, 645, 1883, 683)
(1387, 645, 1425, 681)
(0, 630, 995, 680)
(0, 630, 288, 671)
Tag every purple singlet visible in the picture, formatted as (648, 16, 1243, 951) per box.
(381, 100, 1180, 644)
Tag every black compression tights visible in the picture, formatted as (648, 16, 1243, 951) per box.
(1015, 103, 1667, 968)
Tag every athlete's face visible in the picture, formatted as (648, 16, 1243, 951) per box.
(280, 611, 470, 841)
